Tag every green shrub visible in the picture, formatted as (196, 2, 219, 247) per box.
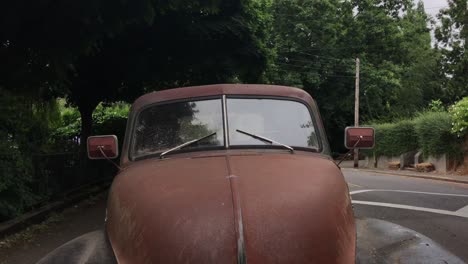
(52, 102, 129, 142)
(413, 111, 461, 157)
(0, 143, 36, 221)
(0, 95, 129, 221)
(449, 97, 468, 138)
(0, 90, 54, 220)
(93, 102, 129, 141)
(364, 110, 463, 159)
(427, 99, 445, 112)
(369, 119, 418, 157)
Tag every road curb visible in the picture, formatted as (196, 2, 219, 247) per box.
(344, 168, 468, 185)
(0, 181, 111, 239)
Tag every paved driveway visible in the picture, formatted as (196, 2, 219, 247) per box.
(345, 168, 468, 262)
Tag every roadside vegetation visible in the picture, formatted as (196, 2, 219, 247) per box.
(365, 98, 467, 161)
(1, 0, 467, 220)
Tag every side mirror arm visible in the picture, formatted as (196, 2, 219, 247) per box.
(336, 136, 363, 166)
(98, 146, 122, 171)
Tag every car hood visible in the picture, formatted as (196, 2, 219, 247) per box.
(106, 152, 355, 264)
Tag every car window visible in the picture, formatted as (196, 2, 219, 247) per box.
(132, 99, 224, 159)
(227, 98, 319, 149)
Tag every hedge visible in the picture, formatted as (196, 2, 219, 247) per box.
(368, 119, 418, 157)
(365, 111, 462, 159)
(413, 111, 461, 158)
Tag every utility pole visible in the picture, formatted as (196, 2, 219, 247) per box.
(354, 58, 360, 168)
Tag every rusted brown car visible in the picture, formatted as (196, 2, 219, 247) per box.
(39, 84, 375, 264)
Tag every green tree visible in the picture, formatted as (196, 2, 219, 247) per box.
(265, 0, 441, 151)
(1, 0, 268, 157)
(397, 2, 444, 115)
(0, 89, 60, 220)
(266, 0, 356, 151)
(435, 0, 468, 102)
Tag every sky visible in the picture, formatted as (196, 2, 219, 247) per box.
(421, 0, 449, 44)
(422, 0, 448, 17)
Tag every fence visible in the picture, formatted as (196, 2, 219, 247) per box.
(31, 152, 116, 203)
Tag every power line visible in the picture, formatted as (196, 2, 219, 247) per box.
(275, 60, 351, 68)
(278, 57, 354, 64)
(275, 54, 361, 65)
(274, 6, 448, 17)
(275, 45, 364, 51)
(271, 68, 356, 78)
(277, 50, 354, 61)
(274, 41, 407, 52)
(273, 8, 448, 24)
(274, 54, 366, 71)
(276, 60, 351, 70)
(275, 63, 358, 74)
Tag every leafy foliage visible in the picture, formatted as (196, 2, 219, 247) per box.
(1, 0, 269, 160)
(53, 102, 130, 142)
(0, 96, 128, 220)
(413, 111, 461, 157)
(435, 0, 468, 102)
(0, 145, 35, 221)
(365, 110, 462, 159)
(93, 103, 129, 141)
(428, 99, 446, 112)
(0, 90, 60, 220)
(368, 120, 419, 157)
(265, 0, 443, 151)
(449, 97, 468, 138)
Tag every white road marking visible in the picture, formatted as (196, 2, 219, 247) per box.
(350, 189, 468, 218)
(349, 189, 468, 197)
(350, 189, 374, 195)
(352, 200, 468, 218)
(456, 205, 468, 216)
(347, 182, 363, 188)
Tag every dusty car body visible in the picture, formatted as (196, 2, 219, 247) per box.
(106, 84, 356, 263)
(41, 84, 357, 264)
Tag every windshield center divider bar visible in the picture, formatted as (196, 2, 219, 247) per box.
(223, 95, 230, 149)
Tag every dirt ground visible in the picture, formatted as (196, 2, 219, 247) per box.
(0, 192, 108, 264)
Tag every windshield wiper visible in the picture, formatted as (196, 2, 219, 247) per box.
(236, 129, 294, 153)
(160, 132, 217, 159)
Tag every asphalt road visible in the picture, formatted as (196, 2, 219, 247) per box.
(344, 168, 468, 262)
(1, 169, 468, 264)
(0, 194, 107, 264)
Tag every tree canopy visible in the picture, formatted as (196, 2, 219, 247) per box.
(1, 0, 268, 152)
(264, 0, 445, 151)
(0, 0, 466, 153)
(435, 0, 468, 102)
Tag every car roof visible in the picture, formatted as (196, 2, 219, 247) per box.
(131, 84, 314, 111)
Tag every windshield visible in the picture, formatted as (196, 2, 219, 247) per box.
(227, 98, 319, 149)
(132, 99, 224, 159)
(131, 97, 319, 159)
